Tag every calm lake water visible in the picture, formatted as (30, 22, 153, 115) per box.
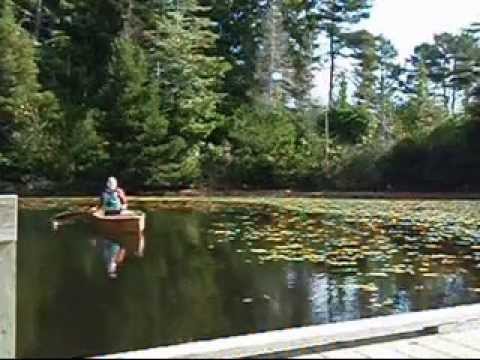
(17, 200, 480, 358)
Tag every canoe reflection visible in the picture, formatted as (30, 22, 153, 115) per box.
(89, 231, 145, 279)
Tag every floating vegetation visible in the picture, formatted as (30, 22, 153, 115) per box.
(250, 248, 268, 254)
(359, 283, 378, 292)
(422, 273, 440, 278)
(366, 272, 389, 278)
(197, 198, 480, 313)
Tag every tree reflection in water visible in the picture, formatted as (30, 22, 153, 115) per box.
(16, 207, 480, 358)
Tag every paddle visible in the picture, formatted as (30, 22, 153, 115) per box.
(51, 206, 97, 230)
(53, 207, 97, 220)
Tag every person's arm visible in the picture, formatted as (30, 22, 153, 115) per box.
(118, 188, 128, 209)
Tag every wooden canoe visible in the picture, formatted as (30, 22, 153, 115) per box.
(91, 209, 146, 236)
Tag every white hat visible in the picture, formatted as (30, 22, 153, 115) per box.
(107, 177, 118, 190)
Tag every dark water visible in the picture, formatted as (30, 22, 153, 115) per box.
(17, 204, 480, 358)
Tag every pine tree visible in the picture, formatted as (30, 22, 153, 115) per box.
(313, 0, 371, 168)
(401, 61, 447, 136)
(34, 0, 122, 105)
(204, 0, 318, 110)
(376, 36, 401, 144)
(329, 72, 370, 144)
(254, 0, 294, 106)
(0, 0, 59, 176)
(283, 0, 318, 108)
(444, 32, 478, 112)
(316, 0, 372, 110)
(199, 0, 264, 108)
(411, 33, 479, 114)
(100, 36, 168, 186)
(145, 0, 230, 185)
(348, 30, 378, 109)
(337, 71, 349, 109)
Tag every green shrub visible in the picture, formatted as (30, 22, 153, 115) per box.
(208, 105, 326, 189)
(332, 144, 384, 191)
(327, 106, 371, 144)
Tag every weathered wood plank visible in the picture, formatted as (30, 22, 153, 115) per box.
(321, 348, 369, 359)
(352, 343, 411, 359)
(415, 335, 480, 358)
(292, 353, 327, 359)
(97, 303, 480, 359)
(0, 195, 17, 358)
(0, 195, 17, 243)
(439, 330, 480, 352)
(380, 340, 453, 359)
(295, 331, 480, 360)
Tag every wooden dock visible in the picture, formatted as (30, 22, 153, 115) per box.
(295, 328, 480, 358)
(0, 195, 17, 358)
(96, 303, 480, 359)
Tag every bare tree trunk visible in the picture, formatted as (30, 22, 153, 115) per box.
(325, 31, 335, 173)
(451, 89, 457, 114)
(442, 80, 449, 111)
(442, 58, 450, 111)
(324, 109, 330, 171)
(328, 31, 335, 110)
(268, 2, 276, 105)
(379, 68, 387, 145)
(463, 86, 471, 110)
(35, 0, 42, 40)
(451, 58, 458, 114)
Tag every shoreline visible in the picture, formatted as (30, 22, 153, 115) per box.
(16, 190, 480, 201)
(15, 191, 480, 211)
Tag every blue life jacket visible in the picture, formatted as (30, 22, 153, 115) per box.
(102, 189, 122, 211)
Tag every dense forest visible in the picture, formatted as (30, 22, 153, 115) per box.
(1, 0, 480, 194)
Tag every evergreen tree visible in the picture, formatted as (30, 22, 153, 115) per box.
(432, 33, 458, 110)
(336, 71, 349, 109)
(316, 0, 372, 110)
(314, 0, 371, 168)
(254, 0, 294, 106)
(0, 0, 59, 177)
(348, 30, 378, 109)
(279, 0, 319, 108)
(461, 23, 480, 117)
(146, 0, 230, 185)
(100, 36, 168, 187)
(328, 72, 369, 144)
(204, 0, 318, 109)
(34, 0, 121, 105)
(411, 33, 479, 113)
(401, 62, 447, 136)
(443, 32, 479, 112)
(47, 105, 107, 185)
(200, 0, 264, 108)
(376, 35, 401, 144)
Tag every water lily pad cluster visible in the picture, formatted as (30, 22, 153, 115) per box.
(206, 200, 480, 302)
(25, 196, 480, 318)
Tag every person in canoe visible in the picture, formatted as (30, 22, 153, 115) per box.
(100, 176, 128, 215)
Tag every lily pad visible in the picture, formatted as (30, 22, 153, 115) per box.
(366, 272, 388, 278)
(250, 248, 268, 254)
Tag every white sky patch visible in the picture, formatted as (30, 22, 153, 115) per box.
(312, 0, 480, 104)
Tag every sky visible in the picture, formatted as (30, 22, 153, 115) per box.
(312, 0, 480, 102)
